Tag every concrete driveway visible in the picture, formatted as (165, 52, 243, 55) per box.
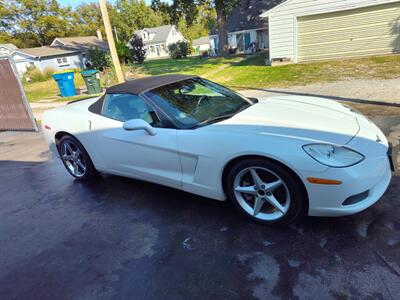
(1, 103, 400, 300)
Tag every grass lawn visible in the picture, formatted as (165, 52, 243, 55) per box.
(131, 52, 400, 89)
(23, 72, 96, 103)
(24, 52, 400, 102)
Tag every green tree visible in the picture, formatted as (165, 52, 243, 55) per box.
(2, 0, 72, 47)
(116, 40, 131, 64)
(176, 1, 216, 41)
(112, 0, 164, 43)
(71, 3, 104, 37)
(152, 0, 239, 56)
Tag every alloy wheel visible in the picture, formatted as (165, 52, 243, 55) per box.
(60, 141, 87, 177)
(233, 166, 291, 221)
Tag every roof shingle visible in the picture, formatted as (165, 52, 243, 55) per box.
(53, 36, 109, 51)
(15, 46, 79, 58)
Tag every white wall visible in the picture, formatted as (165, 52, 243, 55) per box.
(12, 52, 38, 75)
(12, 52, 84, 76)
(145, 26, 185, 59)
(166, 26, 185, 45)
(192, 43, 210, 55)
(209, 36, 218, 55)
(146, 43, 169, 59)
(198, 44, 210, 51)
(37, 54, 83, 71)
(0, 47, 13, 57)
(267, 0, 400, 62)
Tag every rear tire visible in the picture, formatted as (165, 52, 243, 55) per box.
(226, 158, 306, 225)
(58, 135, 97, 180)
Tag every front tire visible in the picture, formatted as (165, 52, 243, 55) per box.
(58, 135, 96, 180)
(226, 158, 306, 225)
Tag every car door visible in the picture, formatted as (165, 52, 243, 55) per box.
(88, 93, 182, 189)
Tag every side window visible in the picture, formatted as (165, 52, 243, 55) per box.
(101, 93, 158, 125)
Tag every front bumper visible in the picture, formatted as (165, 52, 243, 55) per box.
(306, 155, 392, 217)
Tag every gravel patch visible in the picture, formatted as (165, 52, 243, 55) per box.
(240, 78, 400, 104)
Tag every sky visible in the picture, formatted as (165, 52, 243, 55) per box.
(58, 0, 153, 8)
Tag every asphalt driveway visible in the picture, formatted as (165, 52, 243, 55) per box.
(1, 103, 399, 300)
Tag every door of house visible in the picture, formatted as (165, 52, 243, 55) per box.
(244, 33, 251, 50)
(0, 57, 37, 131)
(237, 34, 244, 52)
(156, 45, 161, 56)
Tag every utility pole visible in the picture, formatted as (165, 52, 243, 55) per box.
(114, 26, 119, 43)
(99, 0, 124, 83)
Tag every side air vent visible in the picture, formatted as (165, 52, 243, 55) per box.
(342, 190, 369, 206)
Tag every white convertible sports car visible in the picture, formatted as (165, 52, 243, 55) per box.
(42, 75, 395, 225)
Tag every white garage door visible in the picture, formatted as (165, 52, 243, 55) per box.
(297, 2, 400, 62)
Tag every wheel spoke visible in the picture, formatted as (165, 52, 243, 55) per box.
(63, 143, 68, 155)
(265, 179, 283, 192)
(250, 168, 263, 189)
(74, 149, 81, 158)
(265, 194, 285, 213)
(253, 197, 265, 216)
(66, 143, 74, 154)
(62, 154, 73, 161)
(235, 185, 257, 195)
(76, 159, 86, 171)
(73, 161, 79, 175)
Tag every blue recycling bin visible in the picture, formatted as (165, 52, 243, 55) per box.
(53, 71, 76, 97)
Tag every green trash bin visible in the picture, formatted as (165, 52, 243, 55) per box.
(80, 70, 101, 94)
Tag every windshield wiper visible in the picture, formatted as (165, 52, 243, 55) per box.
(191, 113, 236, 129)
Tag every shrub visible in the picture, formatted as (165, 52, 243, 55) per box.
(168, 41, 191, 59)
(23, 66, 54, 83)
(42, 66, 55, 79)
(116, 41, 131, 64)
(129, 34, 146, 64)
(87, 46, 111, 71)
(100, 67, 118, 87)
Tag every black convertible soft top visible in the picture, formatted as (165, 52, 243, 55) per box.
(89, 74, 197, 115)
(106, 74, 197, 94)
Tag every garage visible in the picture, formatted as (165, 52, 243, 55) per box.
(263, 0, 400, 63)
(297, 2, 400, 62)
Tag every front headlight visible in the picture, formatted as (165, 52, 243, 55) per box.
(303, 144, 365, 168)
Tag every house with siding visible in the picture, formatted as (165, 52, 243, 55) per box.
(0, 43, 18, 57)
(261, 0, 400, 64)
(134, 25, 185, 59)
(192, 36, 210, 54)
(12, 36, 108, 76)
(209, 0, 284, 55)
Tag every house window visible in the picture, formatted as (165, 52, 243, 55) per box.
(56, 57, 70, 67)
(149, 46, 155, 53)
(161, 44, 166, 52)
(172, 30, 176, 36)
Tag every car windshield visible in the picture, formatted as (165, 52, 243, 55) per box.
(144, 78, 252, 129)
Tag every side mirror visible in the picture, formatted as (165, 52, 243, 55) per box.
(123, 119, 157, 136)
(248, 97, 259, 104)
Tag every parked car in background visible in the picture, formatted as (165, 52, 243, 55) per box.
(42, 75, 395, 225)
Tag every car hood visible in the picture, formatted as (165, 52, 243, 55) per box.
(219, 96, 359, 145)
